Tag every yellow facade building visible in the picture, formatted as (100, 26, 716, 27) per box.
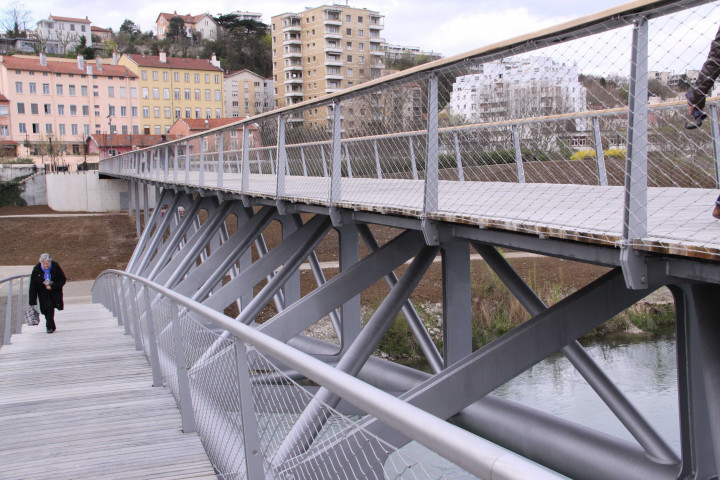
(119, 52, 224, 134)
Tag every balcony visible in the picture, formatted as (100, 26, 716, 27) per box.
(369, 36, 385, 43)
(285, 63, 303, 71)
(285, 76, 303, 84)
(324, 32, 342, 40)
(370, 50, 385, 56)
(324, 44, 342, 54)
(282, 24, 301, 33)
(325, 58, 343, 67)
(284, 50, 303, 59)
(283, 38, 302, 46)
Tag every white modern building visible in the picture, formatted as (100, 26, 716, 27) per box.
(229, 11, 264, 22)
(35, 15, 93, 54)
(449, 57, 587, 127)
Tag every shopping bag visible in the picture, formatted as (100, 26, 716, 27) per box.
(24, 306, 40, 326)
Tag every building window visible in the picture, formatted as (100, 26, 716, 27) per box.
(70, 105, 77, 115)
(153, 107, 160, 118)
(215, 108, 221, 118)
(194, 73, 200, 83)
(45, 124, 52, 134)
(59, 124, 66, 135)
(56, 84, 64, 95)
(154, 125, 161, 134)
(185, 73, 190, 82)
(195, 90, 201, 100)
(29, 82, 36, 94)
(132, 106, 138, 117)
(132, 125, 139, 134)
(152, 71, 158, 81)
(164, 107, 171, 118)
(174, 89, 180, 100)
(19, 123, 26, 134)
(15, 82, 22, 93)
(141, 71, 147, 80)
(215, 74, 220, 83)
(41, 83, 49, 94)
(130, 87, 137, 98)
(143, 107, 149, 118)
(163, 88, 170, 99)
(108, 86, 114, 97)
(153, 88, 159, 99)
(0, 125, 8, 136)
(32, 123, 40, 133)
(205, 89, 211, 100)
(17, 103, 25, 114)
(185, 89, 191, 99)
(81, 85, 88, 96)
(185, 108, 191, 118)
(205, 74, 210, 83)
(215, 90, 221, 100)
(30, 104, 38, 114)
(175, 108, 181, 118)
(346, 14, 351, 22)
(347, 55, 352, 62)
(82, 105, 89, 116)
(195, 108, 201, 119)
(121, 125, 128, 134)
(174, 72, 180, 81)
(108, 106, 115, 116)
(142, 88, 149, 99)
(163, 72, 169, 81)
(44, 104, 51, 114)
(346, 28, 352, 35)
(120, 106, 127, 116)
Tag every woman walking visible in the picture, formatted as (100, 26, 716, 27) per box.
(29, 253, 66, 333)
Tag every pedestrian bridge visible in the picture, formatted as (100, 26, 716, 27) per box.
(4, 0, 720, 478)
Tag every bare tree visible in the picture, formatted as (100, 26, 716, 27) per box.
(1, 1, 32, 37)
(54, 30, 78, 55)
(29, 30, 50, 54)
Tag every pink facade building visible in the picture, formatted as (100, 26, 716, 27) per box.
(0, 53, 139, 169)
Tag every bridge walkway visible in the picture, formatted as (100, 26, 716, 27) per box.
(0, 303, 216, 480)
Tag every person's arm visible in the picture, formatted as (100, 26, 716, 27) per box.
(51, 263, 66, 290)
(688, 25, 720, 110)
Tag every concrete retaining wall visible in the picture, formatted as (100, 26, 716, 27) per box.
(46, 172, 130, 212)
(20, 173, 47, 206)
(0, 164, 36, 182)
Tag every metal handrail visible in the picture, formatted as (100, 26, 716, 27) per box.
(92, 268, 562, 480)
(1, 274, 29, 346)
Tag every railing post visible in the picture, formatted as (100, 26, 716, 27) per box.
(276, 115, 287, 199)
(373, 139, 382, 179)
(134, 181, 141, 237)
(4, 280, 14, 345)
(234, 339, 266, 479)
(173, 143, 179, 183)
(199, 139, 206, 187)
(242, 125, 250, 192)
(512, 125, 526, 184)
(621, 16, 649, 290)
(321, 144, 328, 177)
(217, 132, 224, 188)
(16, 278, 24, 334)
(118, 277, 131, 335)
(269, 150, 276, 176)
(129, 282, 143, 351)
(344, 144, 352, 179)
(184, 140, 190, 185)
(423, 74, 440, 245)
(331, 100, 343, 204)
(592, 116, 608, 186)
(453, 132, 464, 182)
(155, 149, 161, 182)
(142, 286, 164, 387)
(410, 136, 418, 180)
(171, 302, 196, 433)
(301, 146, 308, 177)
(709, 104, 720, 189)
(164, 145, 170, 181)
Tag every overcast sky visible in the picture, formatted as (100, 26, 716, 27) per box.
(15, 0, 634, 57)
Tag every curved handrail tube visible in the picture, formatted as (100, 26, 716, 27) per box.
(92, 269, 563, 480)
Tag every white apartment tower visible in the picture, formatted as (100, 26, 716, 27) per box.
(271, 5, 385, 127)
(450, 57, 587, 128)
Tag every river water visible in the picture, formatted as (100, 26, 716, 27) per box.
(396, 332, 680, 478)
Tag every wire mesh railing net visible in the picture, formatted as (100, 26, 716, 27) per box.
(107, 274, 478, 480)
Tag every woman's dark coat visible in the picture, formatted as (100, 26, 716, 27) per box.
(29, 261, 66, 316)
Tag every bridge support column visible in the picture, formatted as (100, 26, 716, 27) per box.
(338, 224, 361, 351)
(441, 241, 472, 368)
(673, 283, 720, 479)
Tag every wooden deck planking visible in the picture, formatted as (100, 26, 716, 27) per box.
(136, 171, 720, 259)
(0, 304, 216, 480)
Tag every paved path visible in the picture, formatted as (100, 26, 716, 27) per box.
(0, 303, 216, 480)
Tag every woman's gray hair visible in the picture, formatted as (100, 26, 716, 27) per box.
(39, 253, 52, 263)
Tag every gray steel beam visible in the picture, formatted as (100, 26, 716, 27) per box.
(396, 268, 652, 421)
(357, 224, 443, 373)
(280, 215, 301, 307)
(337, 224, 361, 350)
(126, 187, 171, 273)
(272, 245, 439, 464)
(257, 230, 426, 344)
(473, 243, 677, 464)
(441, 241, 472, 367)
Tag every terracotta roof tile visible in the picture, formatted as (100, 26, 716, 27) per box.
(1, 56, 137, 78)
(49, 15, 91, 24)
(0, 93, 9, 102)
(123, 54, 222, 71)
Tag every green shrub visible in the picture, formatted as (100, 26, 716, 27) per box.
(0, 181, 26, 207)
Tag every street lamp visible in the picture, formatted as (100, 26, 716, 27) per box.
(107, 114, 113, 160)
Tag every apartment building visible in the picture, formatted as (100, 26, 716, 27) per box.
(270, 5, 385, 127)
(229, 11, 263, 22)
(156, 12, 217, 40)
(118, 52, 224, 135)
(0, 93, 13, 157)
(36, 15, 93, 54)
(224, 70, 272, 118)
(0, 53, 139, 167)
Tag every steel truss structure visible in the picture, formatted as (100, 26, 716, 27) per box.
(98, 182, 720, 480)
(92, 0, 720, 477)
